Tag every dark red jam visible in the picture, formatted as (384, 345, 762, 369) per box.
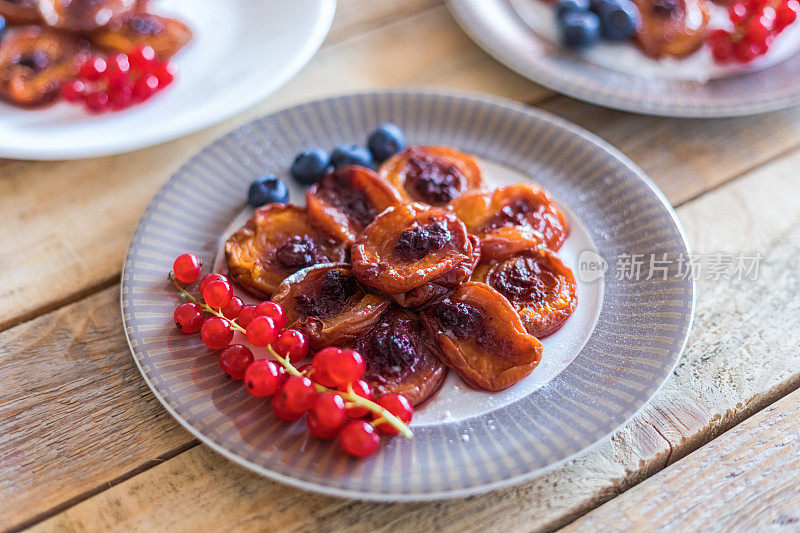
(432, 300, 483, 339)
(317, 174, 376, 227)
(357, 311, 425, 382)
(15, 50, 49, 72)
(294, 269, 357, 318)
(405, 154, 466, 205)
(394, 220, 450, 261)
(482, 199, 538, 232)
(488, 255, 556, 304)
(275, 235, 325, 269)
(128, 14, 167, 35)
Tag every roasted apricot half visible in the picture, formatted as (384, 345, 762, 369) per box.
(352, 202, 479, 308)
(37, 0, 137, 31)
(634, 0, 710, 58)
(0, 1, 41, 24)
(473, 248, 577, 339)
(351, 306, 447, 406)
(271, 264, 389, 350)
(306, 165, 403, 245)
(0, 26, 87, 108)
(379, 146, 484, 206)
(421, 282, 542, 391)
(90, 12, 193, 58)
(224, 204, 347, 299)
(450, 183, 569, 259)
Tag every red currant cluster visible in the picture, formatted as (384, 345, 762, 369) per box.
(170, 253, 414, 458)
(60, 45, 175, 113)
(709, 0, 800, 63)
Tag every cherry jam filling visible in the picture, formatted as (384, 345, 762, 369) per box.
(275, 235, 326, 269)
(432, 300, 483, 340)
(294, 269, 357, 318)
(128, 14, 166, 35)
(317, 176, 375, 227)
(405, 155, 466, 205)
(488, 256, 556, 304)
(394, 220, 450, 261)
(482, 199, 543, 233)
(357, 312, 424, 383)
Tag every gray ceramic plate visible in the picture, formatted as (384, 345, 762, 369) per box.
(121, 90, 694, 500)
(448, 0, 800, 117)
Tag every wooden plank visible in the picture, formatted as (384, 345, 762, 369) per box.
(562, 386, 800, 532)
(0, 2, 542, 333)
(0, 286, 192, 530)
(19, 145, 800, 531)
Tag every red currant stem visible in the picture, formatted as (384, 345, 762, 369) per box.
(168, 273, 247, 334)
(371, 416, 387, 427)
(168, 274, 411, 438)
(266, 345, 412, 438)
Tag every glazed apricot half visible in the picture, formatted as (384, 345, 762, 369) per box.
(306, 165, 403, 245)
(351, 306, 447, 406)
(473, 248, 577, 339)
(37, 0, 137, 31)
(90, 12, 193, 58)
(450, 183, 569, 259)
(634, 0, 710, 58)
(271, 264, 389, 350)
(224, 204, 347, 299)
(0, 1, 41, 24)
(0, 26, 88, 108)
(351, 202, 479, 308)
(379, 146, 484, 206)
(421, 282, 542, 391)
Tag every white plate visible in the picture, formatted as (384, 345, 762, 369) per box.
(0, 0, 336, 160)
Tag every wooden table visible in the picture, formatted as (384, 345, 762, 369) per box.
(2, 1, 800, 531)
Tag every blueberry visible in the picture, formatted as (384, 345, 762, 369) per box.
(291, 148, 330, 185)
(597, 0, 640, 40)
(589, 0, 617, 13)
(367, 122, 406, 161)
(248, 174, 289, 208)
(559, 10, 601, 49)
(0, 15, 5, 42)
(556, 0, 590, 16)
(330, 144, 374, 169)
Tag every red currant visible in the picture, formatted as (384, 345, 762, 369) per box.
(745, 12, 773, 46)
(172, 253, 203, 283)
(200, 316, 233, 350)
(372, 393, 413, 434)
(278, 375, 317, 413)
(218, 344, 254, 380)
(84, 91, 110, 113)
(79, 56, 107, 81)
(246, 315, 277, 347)
(254, 301, 286, 330)
(236, 305, 257, 328)
(221, 295, 244, 320)
(153, 61, 175, 87)
(202, 279, 233, 308)
(61, 80, 85, 102)
(129, 45, 157, 71)
(313, 348, 365, 387)
(174, 302, 204, 333)
(133, 74, 160, 102)
(200, 273, 226, 292)
(244, 359, 283, 397)
(297, 363, 314, 376)
(776, 0, 799, 30)
(729, 0, 752, 23)
(709, 30, 734, 63)
(272, 329, 309, 361)
(271, 391, 303, 421)
(109, 82, 133, 110)
(312, 392, 347, 430)
(339, 420, 380, 458)
(341, 379, 373, 418)
(105, 53, 130, 84)
(307, 412, 340, 439)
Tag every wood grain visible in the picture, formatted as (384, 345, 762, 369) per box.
(563, 386, 800, 532)
(17, 145, 800, 532)
(0, 286, 192, 531)
(0, 2, 541, 333)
